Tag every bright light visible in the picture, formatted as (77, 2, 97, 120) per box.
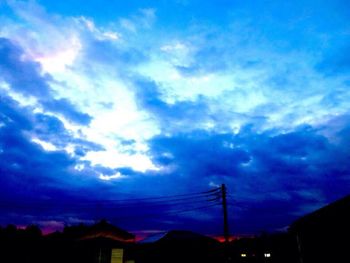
(241, 253, 247, 257)
(36, 36, 82, 73)
(264, 253, 271, 258)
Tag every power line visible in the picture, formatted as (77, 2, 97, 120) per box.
(0, 187, 224, 228)
(110, 202, 221, 222)
(78, 190, 221, 205)
(82, 187, 222, 203)
(1, 199, 216, 211)
(92, 197, 221, 209)
(0, 187, 221, 206)
(0, 188, 222, 210)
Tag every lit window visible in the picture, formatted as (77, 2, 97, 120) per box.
(111, 249, 124, 263)
(241, 253, 247, 257)
(264, 253, 271, 258)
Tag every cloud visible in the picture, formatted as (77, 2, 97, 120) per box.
(0, 2, 160, 173)
(119, 8, 156, 32)
(0, 37, 92, 125)
(133, 78, 214, 132)
(0, 91, 183, 231)
(81, 36, 147, 67)
(42, 98, 92, 125)
(0, 37, 52, 98)
(144, 123, 350, 232)
(0, 92, 130, 226)
(0, 91, 117, 205)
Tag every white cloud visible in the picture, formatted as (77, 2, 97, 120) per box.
(79, 16, 120, 41)
(119, 8, 156, 32)
(83, 149, 159, 172)
(36, 35, 82, 73)
(99, 172, 125, 181)
(32, 138, 57, 151)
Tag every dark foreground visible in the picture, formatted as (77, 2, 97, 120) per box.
(0, 225, 300, 263)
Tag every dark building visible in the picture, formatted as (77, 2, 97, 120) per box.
(78, 219, 135, 263)
(134, 230, 224, 263)
(0, 220, 135, 263)
(48, 220, 136, 263)
(0, 224, 43, 263)
(289, 194, 350, 263)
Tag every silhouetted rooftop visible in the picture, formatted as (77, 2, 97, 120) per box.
(290, 194, 350, 231)
(80, 219, 135, 242)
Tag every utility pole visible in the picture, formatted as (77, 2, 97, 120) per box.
(296, 233, 304, 263)
(221, 184, 230, 243)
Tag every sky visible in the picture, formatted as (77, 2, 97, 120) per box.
(0, 0, 350, 237)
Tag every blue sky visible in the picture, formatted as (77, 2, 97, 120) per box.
(0, 0, 350, 236)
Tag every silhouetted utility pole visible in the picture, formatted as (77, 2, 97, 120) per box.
(296, 233, 304, 263)
(221, 184, 230, 243)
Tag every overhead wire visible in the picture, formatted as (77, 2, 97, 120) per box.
(110, 202, 222, 222)
(0, 187, 222, 211)
(81, 187, 222, 203)
(0, 187, 221, 206)
(0, 187, 225, 231)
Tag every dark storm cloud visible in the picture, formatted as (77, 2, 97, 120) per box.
(149, 131, 250, 177)
(1, 78, 350, 234)
(0, 92, 187, 230)
(128, 74, 350, 232)
(0, 95, 75, 183)
(0, 93, 110, 223)
(0, 37, 92, 125)
(0, 97, 78, 194)
(145, 124, 350, 233)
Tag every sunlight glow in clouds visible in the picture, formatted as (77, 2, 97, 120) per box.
(84, 148, 159, 173)
(99, 172, 124, 181)
(35, 35, 82, 73)
(0, 2, 161, 173)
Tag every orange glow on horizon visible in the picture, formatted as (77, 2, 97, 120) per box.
(213, 235, 237, 242)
